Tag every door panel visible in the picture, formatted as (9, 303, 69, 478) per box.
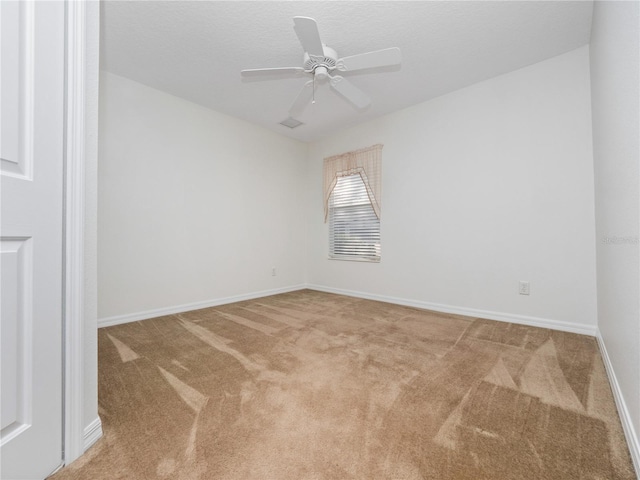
(1, 237, 32, 438)
(1, 1, 65, 478)
(0, 1, 32, 180)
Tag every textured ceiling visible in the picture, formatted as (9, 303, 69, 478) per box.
(101, 1, 593, 143)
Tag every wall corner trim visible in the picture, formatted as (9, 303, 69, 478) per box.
(63, 0, 87, 465)
(83, 417, 103, 452)
(596, 328, 640, 477)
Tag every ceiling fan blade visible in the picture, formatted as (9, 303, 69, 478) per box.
(293, 17, 324, 57)
(241, 67, 306, 78)
(289, 80, 314, 118)
(329, 75, 371, 109)
(338, 47, 401, 72)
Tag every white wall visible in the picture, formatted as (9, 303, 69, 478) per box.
(98, 72, 308, 322)
(590, 0, 640, 467)
(306, 46, 597, 333)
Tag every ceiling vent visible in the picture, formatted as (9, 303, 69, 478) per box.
(280, 117, 304, 129)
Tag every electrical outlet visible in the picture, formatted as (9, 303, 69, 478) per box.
(271, 267, 276, 277)
(519, 281, 530, 295)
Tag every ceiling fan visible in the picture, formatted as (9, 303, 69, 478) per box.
(241, 17, 401, 118)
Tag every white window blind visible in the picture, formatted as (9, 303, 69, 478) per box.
(329, 174, 380, 261)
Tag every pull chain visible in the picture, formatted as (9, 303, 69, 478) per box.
(312, 74, 316, 104)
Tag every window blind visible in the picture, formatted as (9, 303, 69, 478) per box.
(329, 174, 380, 261)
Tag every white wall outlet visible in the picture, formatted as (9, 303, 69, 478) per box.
(271, 267, 276, 276)
(519, 280, 530, 295)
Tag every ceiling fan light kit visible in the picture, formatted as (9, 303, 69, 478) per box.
(241, 16, 401, 122)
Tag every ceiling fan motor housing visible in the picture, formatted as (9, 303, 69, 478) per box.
(303, 45, 338, 77)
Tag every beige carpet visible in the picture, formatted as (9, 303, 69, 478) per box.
(50, 290, 635, 480)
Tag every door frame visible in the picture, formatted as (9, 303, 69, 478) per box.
(63, 0, 101, 465)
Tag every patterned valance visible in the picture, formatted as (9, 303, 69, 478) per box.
(323, 144, 383, 222)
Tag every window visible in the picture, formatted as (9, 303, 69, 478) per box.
(329, 173, 380, 261)
(323, 144, 382, 262)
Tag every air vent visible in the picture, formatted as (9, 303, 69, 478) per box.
(280, 117, 304, 129)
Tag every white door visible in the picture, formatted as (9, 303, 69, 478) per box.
(1, 1, 65, 478)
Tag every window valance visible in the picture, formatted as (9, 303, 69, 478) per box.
(323, 144, 383, 222)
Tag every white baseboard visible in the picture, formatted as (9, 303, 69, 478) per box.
(83, 416, 103, 451)
(100, 282, 598, 335)
(306, 284, 597, 336)
(98, 285, 307, 328)
(596, 329, 640, 477)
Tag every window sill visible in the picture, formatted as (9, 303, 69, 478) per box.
(328, 256, 380, 263)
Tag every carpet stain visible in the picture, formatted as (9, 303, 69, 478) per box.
(177, 317, 263, 374)
(519, 338, 585, 412)
(158, 367, 208, 413)
(106, 333, 140, 363)
(50, 290, 636, 480)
